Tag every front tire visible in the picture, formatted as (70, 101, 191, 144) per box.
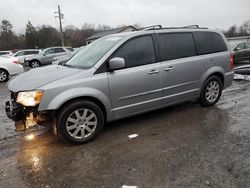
(200, 76, 223, 107)
(57, 100, 104, 144)
(0, 69, 9, 82)
(30, 60, 40, 68)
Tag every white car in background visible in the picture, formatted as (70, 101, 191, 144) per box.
(0, 51, 13, 56)
(0, 57, 24, 82)
(13, 49, 40, 64)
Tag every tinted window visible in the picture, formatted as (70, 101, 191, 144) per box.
(15, 51, 25, 57)
(158, 33, 196, 61)
(245, 43, 250, 49)
(235, 43, 246, 50)
(25, 50, 39, 55)
(66, 47, 74, 52)
(45, 49, 55, 55)
(113, 35, 156, 68)
(193, 31, 227, 55)
(55, 48, 65, 53)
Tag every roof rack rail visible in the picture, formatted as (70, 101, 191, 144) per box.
(134, 25, 208, 31)
(136, 25, 162, 31)
(182, 25, 199, 28)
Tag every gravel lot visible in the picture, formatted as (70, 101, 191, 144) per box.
(0, 76, 250, 188)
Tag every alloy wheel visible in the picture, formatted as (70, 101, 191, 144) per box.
(205, 80, 220, 103)
(66, 108, 97, 139)
(31, 61, 40, 68)
(0, 70, 8, 82)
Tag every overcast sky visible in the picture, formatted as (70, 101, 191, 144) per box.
(1, 0, 249, 33)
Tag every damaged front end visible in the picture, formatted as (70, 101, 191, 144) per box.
(5, 91, 55, 133)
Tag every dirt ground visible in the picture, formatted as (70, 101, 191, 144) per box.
(0, 78, 250, 188)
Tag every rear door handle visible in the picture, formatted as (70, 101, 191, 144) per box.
(165, 66, 175, 71)
(148, 70, 159, 75)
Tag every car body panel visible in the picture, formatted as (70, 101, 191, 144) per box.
(0, 57, 24, 76)
(7, 65, 81, 92)
(37, 69, 113, 121)
(108, 62, 162, 119)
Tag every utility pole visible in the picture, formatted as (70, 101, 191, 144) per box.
(55, 5, 64, 46)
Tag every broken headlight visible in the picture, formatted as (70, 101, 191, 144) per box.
(16, 90, 43, 107)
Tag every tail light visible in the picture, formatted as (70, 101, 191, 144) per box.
(230, 53, 234, 70)
(13, 60, 21, 64)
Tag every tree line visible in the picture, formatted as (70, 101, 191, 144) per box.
(0, 20, 123, 51)
(0, 19, 249, 51)
(223, 20, 250, 38)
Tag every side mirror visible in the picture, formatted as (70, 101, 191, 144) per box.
(108, 57, 125, 71)
(43, 53, 46, 56)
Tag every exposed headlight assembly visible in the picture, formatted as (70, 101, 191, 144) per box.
(16, 91, 43, 107)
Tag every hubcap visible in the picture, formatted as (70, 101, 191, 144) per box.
(31, 62, 39, 68)
(66, 108, 97, 139)
(205, 81, 220, 103)
(0, 71, 7, 81)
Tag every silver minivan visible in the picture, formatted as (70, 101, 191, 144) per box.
(5, 26, 234, 143)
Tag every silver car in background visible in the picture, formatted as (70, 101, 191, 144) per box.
(25, 46, 73, 68)
(12, 49, 40, 64)
(5, 26, 234, 144)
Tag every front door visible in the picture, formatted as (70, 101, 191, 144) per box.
(108, 35, 162, 119)
(43, 48, 56, 64)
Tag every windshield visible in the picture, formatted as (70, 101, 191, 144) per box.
(66, 36, 123, 69)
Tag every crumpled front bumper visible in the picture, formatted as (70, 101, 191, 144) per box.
(5, 101, 24, 121)
(5, 99, 55, 133)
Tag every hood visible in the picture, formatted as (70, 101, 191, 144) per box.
(8, 65, 82, 92)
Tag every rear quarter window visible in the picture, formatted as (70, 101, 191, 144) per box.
(193, 31, 227, 55)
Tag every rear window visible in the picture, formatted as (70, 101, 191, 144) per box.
(193, 31, 227, 55)
(158, 33, 196, 61)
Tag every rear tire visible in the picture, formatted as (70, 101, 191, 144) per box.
(57, 100, 104, 144)
(30, 60, 40, 68)
(200, 76, 223, 107)
(0, 69, 9, 82)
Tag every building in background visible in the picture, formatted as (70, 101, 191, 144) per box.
(85, 25, 135, 45)
(227, 36, 250, 48)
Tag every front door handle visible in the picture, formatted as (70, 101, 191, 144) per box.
(148, 70, 159, 75)
(165, 66, 175, 72)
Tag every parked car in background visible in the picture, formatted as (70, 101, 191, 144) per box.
(52, 54, 72, 65)
(5, 26, 234, 143)
(25, 47, 73, 68)
(0, 51, 13, 56)
(13, 49, 40, 64)
(0, 56, 24, 82)
(52, 46, 84, 65)
(232, 42, 250, 64)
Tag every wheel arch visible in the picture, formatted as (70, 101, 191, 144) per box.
(55, 96, 108, 123)
(0, 67, 9, 75)
(199, 67, 225, 94)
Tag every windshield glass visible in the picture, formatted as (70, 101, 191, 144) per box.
(66, 36, 123, 69)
